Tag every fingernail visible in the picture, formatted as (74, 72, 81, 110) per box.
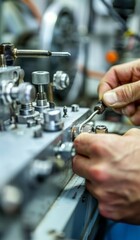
(103, 91, 118, 105)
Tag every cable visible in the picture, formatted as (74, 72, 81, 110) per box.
(101, 0, 140, 42)
(101, 0, 128, 32)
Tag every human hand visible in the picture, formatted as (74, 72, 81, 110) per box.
(99, 60, 140, 125)
(72, 130, 140, 224)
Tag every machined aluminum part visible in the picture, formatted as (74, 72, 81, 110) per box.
(43, 108, 64, 131)
(0, 66, 22, 104)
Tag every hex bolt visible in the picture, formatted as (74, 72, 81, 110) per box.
(95, 125, 108, 134)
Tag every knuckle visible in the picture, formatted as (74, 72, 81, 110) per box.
(109, 66, 116, 73)
(90, 141, 101, 156)
(119, 85, 133, 103)
(126, 85, 134, 101)
(124, 128, 139, 136)
(88, 164, 110, 182)
(121, 82, 140, 103)
(90, 139, 108, 157)
(98, 203, 122, 221)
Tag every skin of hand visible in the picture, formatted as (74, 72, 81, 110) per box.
(72, 130, 140, 224)
(98, 59, 140, 125)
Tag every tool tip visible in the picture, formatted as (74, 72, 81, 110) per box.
(51, 52, 71, 57)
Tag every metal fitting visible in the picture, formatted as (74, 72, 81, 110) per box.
(43, 108, 64, 132)
(53, 71, 69, 90)
(95, 125, 108, 134)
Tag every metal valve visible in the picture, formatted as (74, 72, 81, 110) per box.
(1, 82, 36, 105)
(14, 83, 39, 124)
(32, 71, 50, 112)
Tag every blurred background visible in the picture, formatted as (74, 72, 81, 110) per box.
(1, 0, 140, 108)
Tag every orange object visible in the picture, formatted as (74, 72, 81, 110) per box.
(105, 50, 119, 64)
(21, 0, 42, 23)
(78, 65, 105, 80)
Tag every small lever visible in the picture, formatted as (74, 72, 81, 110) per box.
(79, 100, 106, 133)
(94, 100, 107, 114)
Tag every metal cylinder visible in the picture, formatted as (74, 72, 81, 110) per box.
(32, 71, 50, 85)
(43, 108, 64, 131)
(17, 83, 36, 104)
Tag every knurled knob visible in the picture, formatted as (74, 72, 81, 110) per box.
(53, 71, 69, 90)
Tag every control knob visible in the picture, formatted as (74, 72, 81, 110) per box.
(53, 71, 69, 90)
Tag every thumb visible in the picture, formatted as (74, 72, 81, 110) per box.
(102, 81, 140, 108)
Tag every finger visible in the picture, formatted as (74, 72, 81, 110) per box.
(102, 81, 140, 108)
(74, 132, 122, 158)
(98, 59, 140, 99)
(72, 154, 91, 179)
(86, 179, 129, 220)
(98, 203, 124, 220)
(98, 200, 137, 222)
(74, 132, 106, 157)
(121, 103, 136, 117)
(86, 180, 105, 200)
(130, 108, 140, 125)
(124, 128, 140, 136)
(86, 179, 133, 205)
(73, 155, 111, 182)
(112, 103, 136, 116)
(74, 132, 99, 157)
